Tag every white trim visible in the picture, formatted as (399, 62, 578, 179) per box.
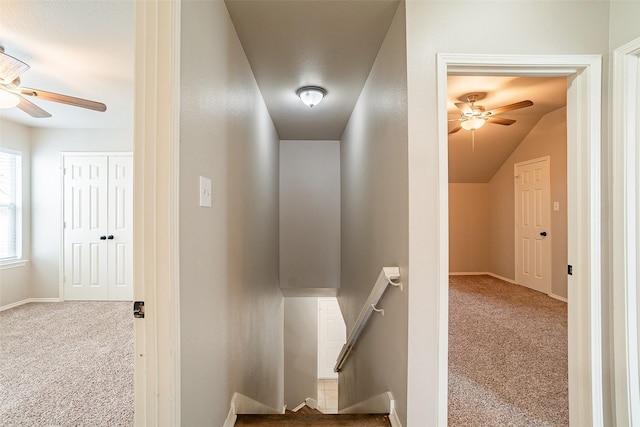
(549, 293, 568, 303)
(133, 1, 181, 425)
(448, 271, 487, 276)
(612, 36, 640, 427)
(437, 53, 603, 427)
(451, 272, 567, 302)
(486, 272, 519, 286)
(0, 259, 28, 270)
(340, 391, 401, 426)
(304, 398, 318, 410)
(0, 297, 62, 312)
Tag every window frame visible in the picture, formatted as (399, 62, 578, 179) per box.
(0, 147, 23, 266)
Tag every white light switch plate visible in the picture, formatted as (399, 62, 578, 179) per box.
(553, 201, 560, 211)
(199, 176, 212, 207)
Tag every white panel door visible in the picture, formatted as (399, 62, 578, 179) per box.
(107, 156, 134, 300)
(318, 298, 346, 379)
(63, 154, 133, 301)
(63, 156, 109, 300)
(515, 157, 551, 294)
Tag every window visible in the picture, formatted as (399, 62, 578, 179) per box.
(0, 149, 22, 262)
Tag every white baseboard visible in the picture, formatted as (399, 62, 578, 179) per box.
(450, 272, 568, 303)
(304, 398, 318, 409)
(549, 293, 568, 303)
(486, 272, 518, 285)
(340, 391, 402, 426)
(449, 271, 518, 285)
(0, 297, 62, 312)
(449, 271, 487, 276)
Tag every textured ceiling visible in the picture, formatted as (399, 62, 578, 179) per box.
(225, 0, 400, 140)
(448, 75, 567, 183)
(0, 0, 134, 129)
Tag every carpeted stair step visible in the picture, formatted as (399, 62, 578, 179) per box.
(235, 413, 391, 426)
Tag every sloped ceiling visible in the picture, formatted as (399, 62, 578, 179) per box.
(448, 75, 567, 183)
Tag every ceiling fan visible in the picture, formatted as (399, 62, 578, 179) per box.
(448, 93, 533, 134)
(0, 48, 106, 118)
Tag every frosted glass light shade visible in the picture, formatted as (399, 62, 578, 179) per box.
(296, 86, 326, 108)
(461, 117, 486, 131)
(0, 90, 19, 109)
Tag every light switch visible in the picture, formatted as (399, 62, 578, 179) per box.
(553, 202, 560, 211)
(199, 176, 212, 207)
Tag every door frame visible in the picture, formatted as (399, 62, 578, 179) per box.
(133, 1, 181, 425)
(612, 36, 640, 426)
(436, 54, 603, 426)
(514, 156, 552, 295)
(59, 151, 133, 301)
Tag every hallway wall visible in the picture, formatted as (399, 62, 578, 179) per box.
(280, 140, 340, 293)
(179, 2, 283, 424)
(339, 2, 408, 424)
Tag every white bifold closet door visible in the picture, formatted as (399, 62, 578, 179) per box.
(63, 154, 133, 301)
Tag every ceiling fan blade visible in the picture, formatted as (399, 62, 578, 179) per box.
(487, 117, 516, 126)
(455, 102, 473, 115)
(448, 117, 465, 122)
(20, 86, 107, 112)
(16, 94, 52, 118)
(0, 51, 30, 84)
(448, 125, 462, 134)
(486, 100, 533, 116)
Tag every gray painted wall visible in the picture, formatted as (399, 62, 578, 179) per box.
(179, 2, 283, 424)
(280, 140, 340, 292)
(284, 297, 318, 409)
(339, 3, 408, 424)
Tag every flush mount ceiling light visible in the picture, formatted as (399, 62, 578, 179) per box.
(0, 90, 19, 109)
(296, 86, 326, 108)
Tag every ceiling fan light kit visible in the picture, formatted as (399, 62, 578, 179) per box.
(0, 90, 19, 109)
(0, 48, 107, 118)
(460, 117, 486, 131)
(448, 92, 534, 135)
(296, 86, 326, 107)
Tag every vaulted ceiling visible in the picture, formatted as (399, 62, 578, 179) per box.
(0, 1, 567, 182)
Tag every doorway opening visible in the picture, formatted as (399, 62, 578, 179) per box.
(438, 53, 603, 426)
(446, 74, 568, 424)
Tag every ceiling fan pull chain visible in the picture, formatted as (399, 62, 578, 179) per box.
(472, 130, 475, 152)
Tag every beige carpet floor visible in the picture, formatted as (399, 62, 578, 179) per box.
(0, 301, 134, 426)
(448, 275, 568, 426)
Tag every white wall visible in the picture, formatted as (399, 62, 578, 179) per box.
(0, 119, 32, 307)
(284, 297, 318, 409)
(280, 140, 340, 293)
(339, 2, 408, 424)
(30, 128, 132, 299)
(179, 2, 283, 424)
(405, 1, 610, 424)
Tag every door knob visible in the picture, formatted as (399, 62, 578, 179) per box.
(540, 231, 547, 237)
(107, 235, 114, 240)
(100, 235, 107, 240)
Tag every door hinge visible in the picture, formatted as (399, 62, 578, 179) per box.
(133, 301, 145, 318)
(568, 265, 573, 276)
